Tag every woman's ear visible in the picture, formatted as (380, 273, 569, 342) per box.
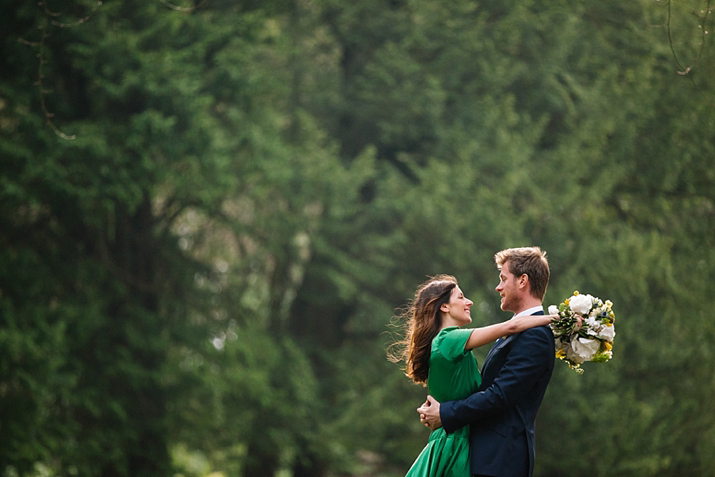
(440, 303, 450, 313)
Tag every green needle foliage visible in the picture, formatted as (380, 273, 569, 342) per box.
(1, 0, 714, 476)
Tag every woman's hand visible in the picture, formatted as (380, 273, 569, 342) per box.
(417, 395, 442, 430)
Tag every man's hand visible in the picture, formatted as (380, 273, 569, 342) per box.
(417, 395, 442, 430)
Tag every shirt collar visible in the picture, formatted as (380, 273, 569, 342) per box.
(513, 305, 544, 318)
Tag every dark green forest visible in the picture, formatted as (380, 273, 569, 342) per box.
(2, 0, 714, 476)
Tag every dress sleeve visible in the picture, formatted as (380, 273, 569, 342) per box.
(435, 328, 474, 361)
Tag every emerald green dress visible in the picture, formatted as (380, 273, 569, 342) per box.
(405, 326, 482, 477)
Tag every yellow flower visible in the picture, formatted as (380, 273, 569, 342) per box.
(602, 342, 613, 351)
(555, 349, 566, 358)
(573, 291, 580, 296)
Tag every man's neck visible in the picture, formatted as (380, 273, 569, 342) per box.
(511, 298, 543, 316)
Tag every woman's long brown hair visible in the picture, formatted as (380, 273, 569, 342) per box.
(388, 275, 457, 386)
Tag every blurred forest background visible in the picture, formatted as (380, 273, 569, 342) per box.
(2, 0, 715, 476)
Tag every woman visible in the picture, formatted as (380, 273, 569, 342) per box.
(388, 275, 555, 477)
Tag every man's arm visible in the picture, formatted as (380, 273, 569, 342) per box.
(440, 326, 553, 433)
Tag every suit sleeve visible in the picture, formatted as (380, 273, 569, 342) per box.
(440, 326, 553, 434)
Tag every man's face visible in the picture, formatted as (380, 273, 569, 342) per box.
(496, 261, 521, 313)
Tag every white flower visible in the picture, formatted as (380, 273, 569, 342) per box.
(569, 294, 592, 315)
(596, 325, 616, 341)
(548, 305, 559, 315)
(585, 316, 599, 328)
(567, 337, 600, 364)
(583, 316, 600, 337)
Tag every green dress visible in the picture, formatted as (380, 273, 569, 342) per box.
(405, 326, 482, 477)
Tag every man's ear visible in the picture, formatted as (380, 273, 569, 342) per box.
(518, 274, 529, 290)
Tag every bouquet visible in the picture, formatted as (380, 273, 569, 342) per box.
(549, 291, 616, 374)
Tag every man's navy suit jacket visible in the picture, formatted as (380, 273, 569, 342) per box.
(440, 311, 555, 477)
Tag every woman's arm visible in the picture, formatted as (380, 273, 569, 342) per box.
(464, 314, 555, 350)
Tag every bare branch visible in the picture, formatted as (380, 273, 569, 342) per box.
(21, 1, 104, 140)
(51, 1, 103, 27)
(666, 0, 715, 105)
(157, 0, 208, 12)
(32, 17, 77, 140)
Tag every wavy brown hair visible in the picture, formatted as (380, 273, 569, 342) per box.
(387, 275, 458, 386)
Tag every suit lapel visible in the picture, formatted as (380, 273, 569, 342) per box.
(482, 310, 545, 372)
(482, 334, 514, 371)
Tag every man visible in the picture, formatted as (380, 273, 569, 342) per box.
(419, 246, 555, 477)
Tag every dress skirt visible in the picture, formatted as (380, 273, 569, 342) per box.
(405, 425, 470, 477)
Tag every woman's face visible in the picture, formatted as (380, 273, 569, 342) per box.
(441, 285, 473, 326)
